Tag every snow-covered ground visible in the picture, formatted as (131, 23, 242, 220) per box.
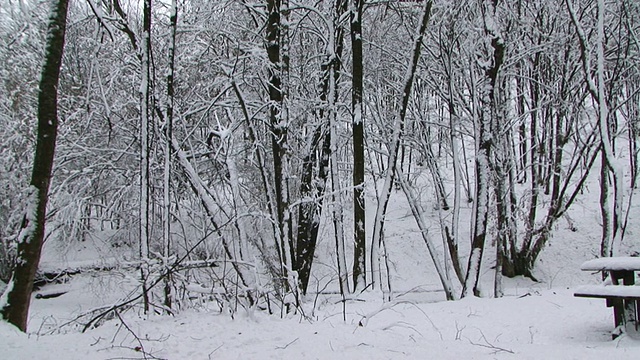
(3, 283, 639, 359)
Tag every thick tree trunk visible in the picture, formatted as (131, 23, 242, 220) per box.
(0, 0, 70, 332)
(295, 124, 329, 294)
(493, 134, 518, 296)
(265, 0, 294, 294)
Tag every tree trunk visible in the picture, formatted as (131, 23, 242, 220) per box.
(350, 0, 367, 292)
(0, 0, 70, 332)
(462, 0, 504, 298)
(567, 0, 624, 257)
(294, 0, 348, 296)
(162, 0, 177, 312)
(265, 0, 294, 294)
(332, 0, 349, 296)
(294, 123, 329, 294)
(329, 64, 348, 297)
(139, 0, 152, 314)
(397, 171, 456, 300)
(369, 0, 433, 292)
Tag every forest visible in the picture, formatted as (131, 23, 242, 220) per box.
(1, 0, 640, 358)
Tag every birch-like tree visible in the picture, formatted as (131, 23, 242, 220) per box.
(567, 0, 627, 258)
(462, 0, 505, 298)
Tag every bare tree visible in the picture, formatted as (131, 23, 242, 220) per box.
(265, 0, 296, 299)
(0, 0, 70, 332)
(462, 0, 505, 298)
(567, 0, 625, 258)
(370, 0, 433, 292)
(351, 0, 367, 292)
(162, 0, 178, 312)
(138, 0, 152, 314)
(294, 0, 349, 295)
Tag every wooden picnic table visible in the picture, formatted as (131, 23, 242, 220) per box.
(574, 257, 640, 339)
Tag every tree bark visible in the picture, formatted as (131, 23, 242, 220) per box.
(162, 0, 178, 312)
(0, 0, 70, 332)
(350, 0, 367, 292)
(139, 0, 152, 314)
(462, 0, 504, 298)
(266, 0, 296, 297)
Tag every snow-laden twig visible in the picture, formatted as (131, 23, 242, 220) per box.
(381, 321, 424, 337)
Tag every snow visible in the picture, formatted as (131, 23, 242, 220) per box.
(16, 185, 39, 246)
(581, 257, 640, 271)
(0, 278, 14, 310)
(575, 284, 640, 298)
(3, 287, 640, 359)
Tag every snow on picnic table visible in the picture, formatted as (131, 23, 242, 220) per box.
(2, 287, 640, 360)
(574, 284, 640, 298)
(581, 257, 640, 271)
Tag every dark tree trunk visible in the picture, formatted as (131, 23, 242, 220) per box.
(265, 0, 295, 293)
(139, 0, 152, 315)
(163, 0, 178, 312)
(0, 0, 70, 332)
(295, 0, 348, 295)
(295, 124, 330, 294)
(351, 0, 367, 292)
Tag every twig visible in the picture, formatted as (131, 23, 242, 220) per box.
(467, 330, 514, 354)
(357, 300, 442, 340)
(79, 221, 242, 332)
(208, 344, 224, 359)
(381, 321, 424, 337)
(112, 310, 165, 360)
(275, 337, 299, 350)
(113, 310, 146, 358)
(91, 336, 104, 346)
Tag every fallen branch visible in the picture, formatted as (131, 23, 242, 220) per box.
(275, 337, 299, 350)
(467, 331, 514, 355)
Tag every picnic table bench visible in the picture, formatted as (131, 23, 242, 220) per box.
(574, 257, 640, 339)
